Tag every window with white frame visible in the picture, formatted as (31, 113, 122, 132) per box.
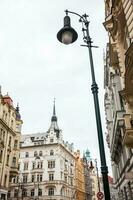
(48, 187, 54, 196)
(48, 160, 55, 168)
(49, 173, 54, 181)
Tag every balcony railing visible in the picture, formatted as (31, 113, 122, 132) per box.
(10, 166, 18, 176)
(123, 114, 133, 148)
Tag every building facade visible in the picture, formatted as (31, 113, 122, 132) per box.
(104, 0, 133, 199)
(74, 150, 92, 200)
(0, 92, 23, 200)
(9, 104, 76, 200)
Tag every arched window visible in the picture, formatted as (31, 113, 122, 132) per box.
(48, 187, 54, 196)
(39, 151, 42, 156)
(38, 188, 42, 196)
(34, 151, 37, 157)
(31, 189, 35, 196)
(50, 150, 54, 156)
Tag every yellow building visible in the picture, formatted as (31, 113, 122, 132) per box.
(75, 150, 86, 200)
(104, 0, 133, 198)
(0, 92, 23, 200)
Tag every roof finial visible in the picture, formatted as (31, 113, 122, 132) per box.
(53, 98, 56, 116)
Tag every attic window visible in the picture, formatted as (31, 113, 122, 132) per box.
(50, 138, 54, 143)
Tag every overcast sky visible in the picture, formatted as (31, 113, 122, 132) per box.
(0, 0, 112, 174)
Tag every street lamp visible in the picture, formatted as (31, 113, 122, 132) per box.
(57, 10, 110, 200)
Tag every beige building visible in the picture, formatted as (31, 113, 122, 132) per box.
(0, 92, 23, 200)
(9, 104, 76, 200)
(104, 0, 133, 199)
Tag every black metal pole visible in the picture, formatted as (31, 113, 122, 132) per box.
(85, 22, 110, 200)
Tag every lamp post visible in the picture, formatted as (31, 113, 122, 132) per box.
(57, 10, 110, 200)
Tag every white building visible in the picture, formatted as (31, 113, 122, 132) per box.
(9, 103, 76, 200)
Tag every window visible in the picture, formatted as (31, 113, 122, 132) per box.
(37, 174, 39, 182)
(8, 136, 11, 146)
(13, 178, 16, 183)
(0, 150, 3, 162)
(14, 189, 18, 197)
(40, 161, 43, 169)
(48, 161, 55, 168)
(25, 152, 29, 158)
(11, 120, 14, 128)
(31, 175, 35, 182)
(39, 151, 42, 156)
(22, 189, 27, 197)
(18, 163, 20, 170)
(37, 161, 43, 169)
(31, 189, 35, 196)
(70, 178, 73, 186)
(7, 191, 11, 198)
(50, 150, 54, 156)
(4, 174, 7, 187)
(48, 187, 54, 196)
(49, 173, 54, 181)
(50, 138, 54, 143)
(6, 154, 9, 166)
(34, 151, 37, 157)
(37, 174, 43, 182)
(23, 175, 28, 183)
(14, 140, 18, 149)
(64, 175, 67, 182)
(40, 174, 42, 182)
(32, 162, 35, 169)
(38, 188, 42, 196)
(24, 162, 28, 170)
(12, 157, 16, 167)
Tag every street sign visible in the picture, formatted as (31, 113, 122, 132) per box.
(97, 191, 104, 200)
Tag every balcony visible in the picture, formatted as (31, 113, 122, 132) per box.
(123, 114, 133, 148)
(111, 110, 125, 150)
(121, 43, 133, 108)
(10, 166, 18, 176)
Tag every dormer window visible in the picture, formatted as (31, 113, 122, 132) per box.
(50, 138, 54, 143)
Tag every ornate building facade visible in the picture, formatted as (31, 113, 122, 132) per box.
(8, 104, 76, 199)
(74, 150, 92, 200)
(104, 0, 133, 199)
(0, 91, 23, 200)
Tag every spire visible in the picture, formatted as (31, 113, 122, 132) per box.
(49, 99, 59, 132)
(51, 98, 57, 122)
(16, 103, 21, 120)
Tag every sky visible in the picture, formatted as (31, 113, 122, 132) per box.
(0, 0, 112, 174)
